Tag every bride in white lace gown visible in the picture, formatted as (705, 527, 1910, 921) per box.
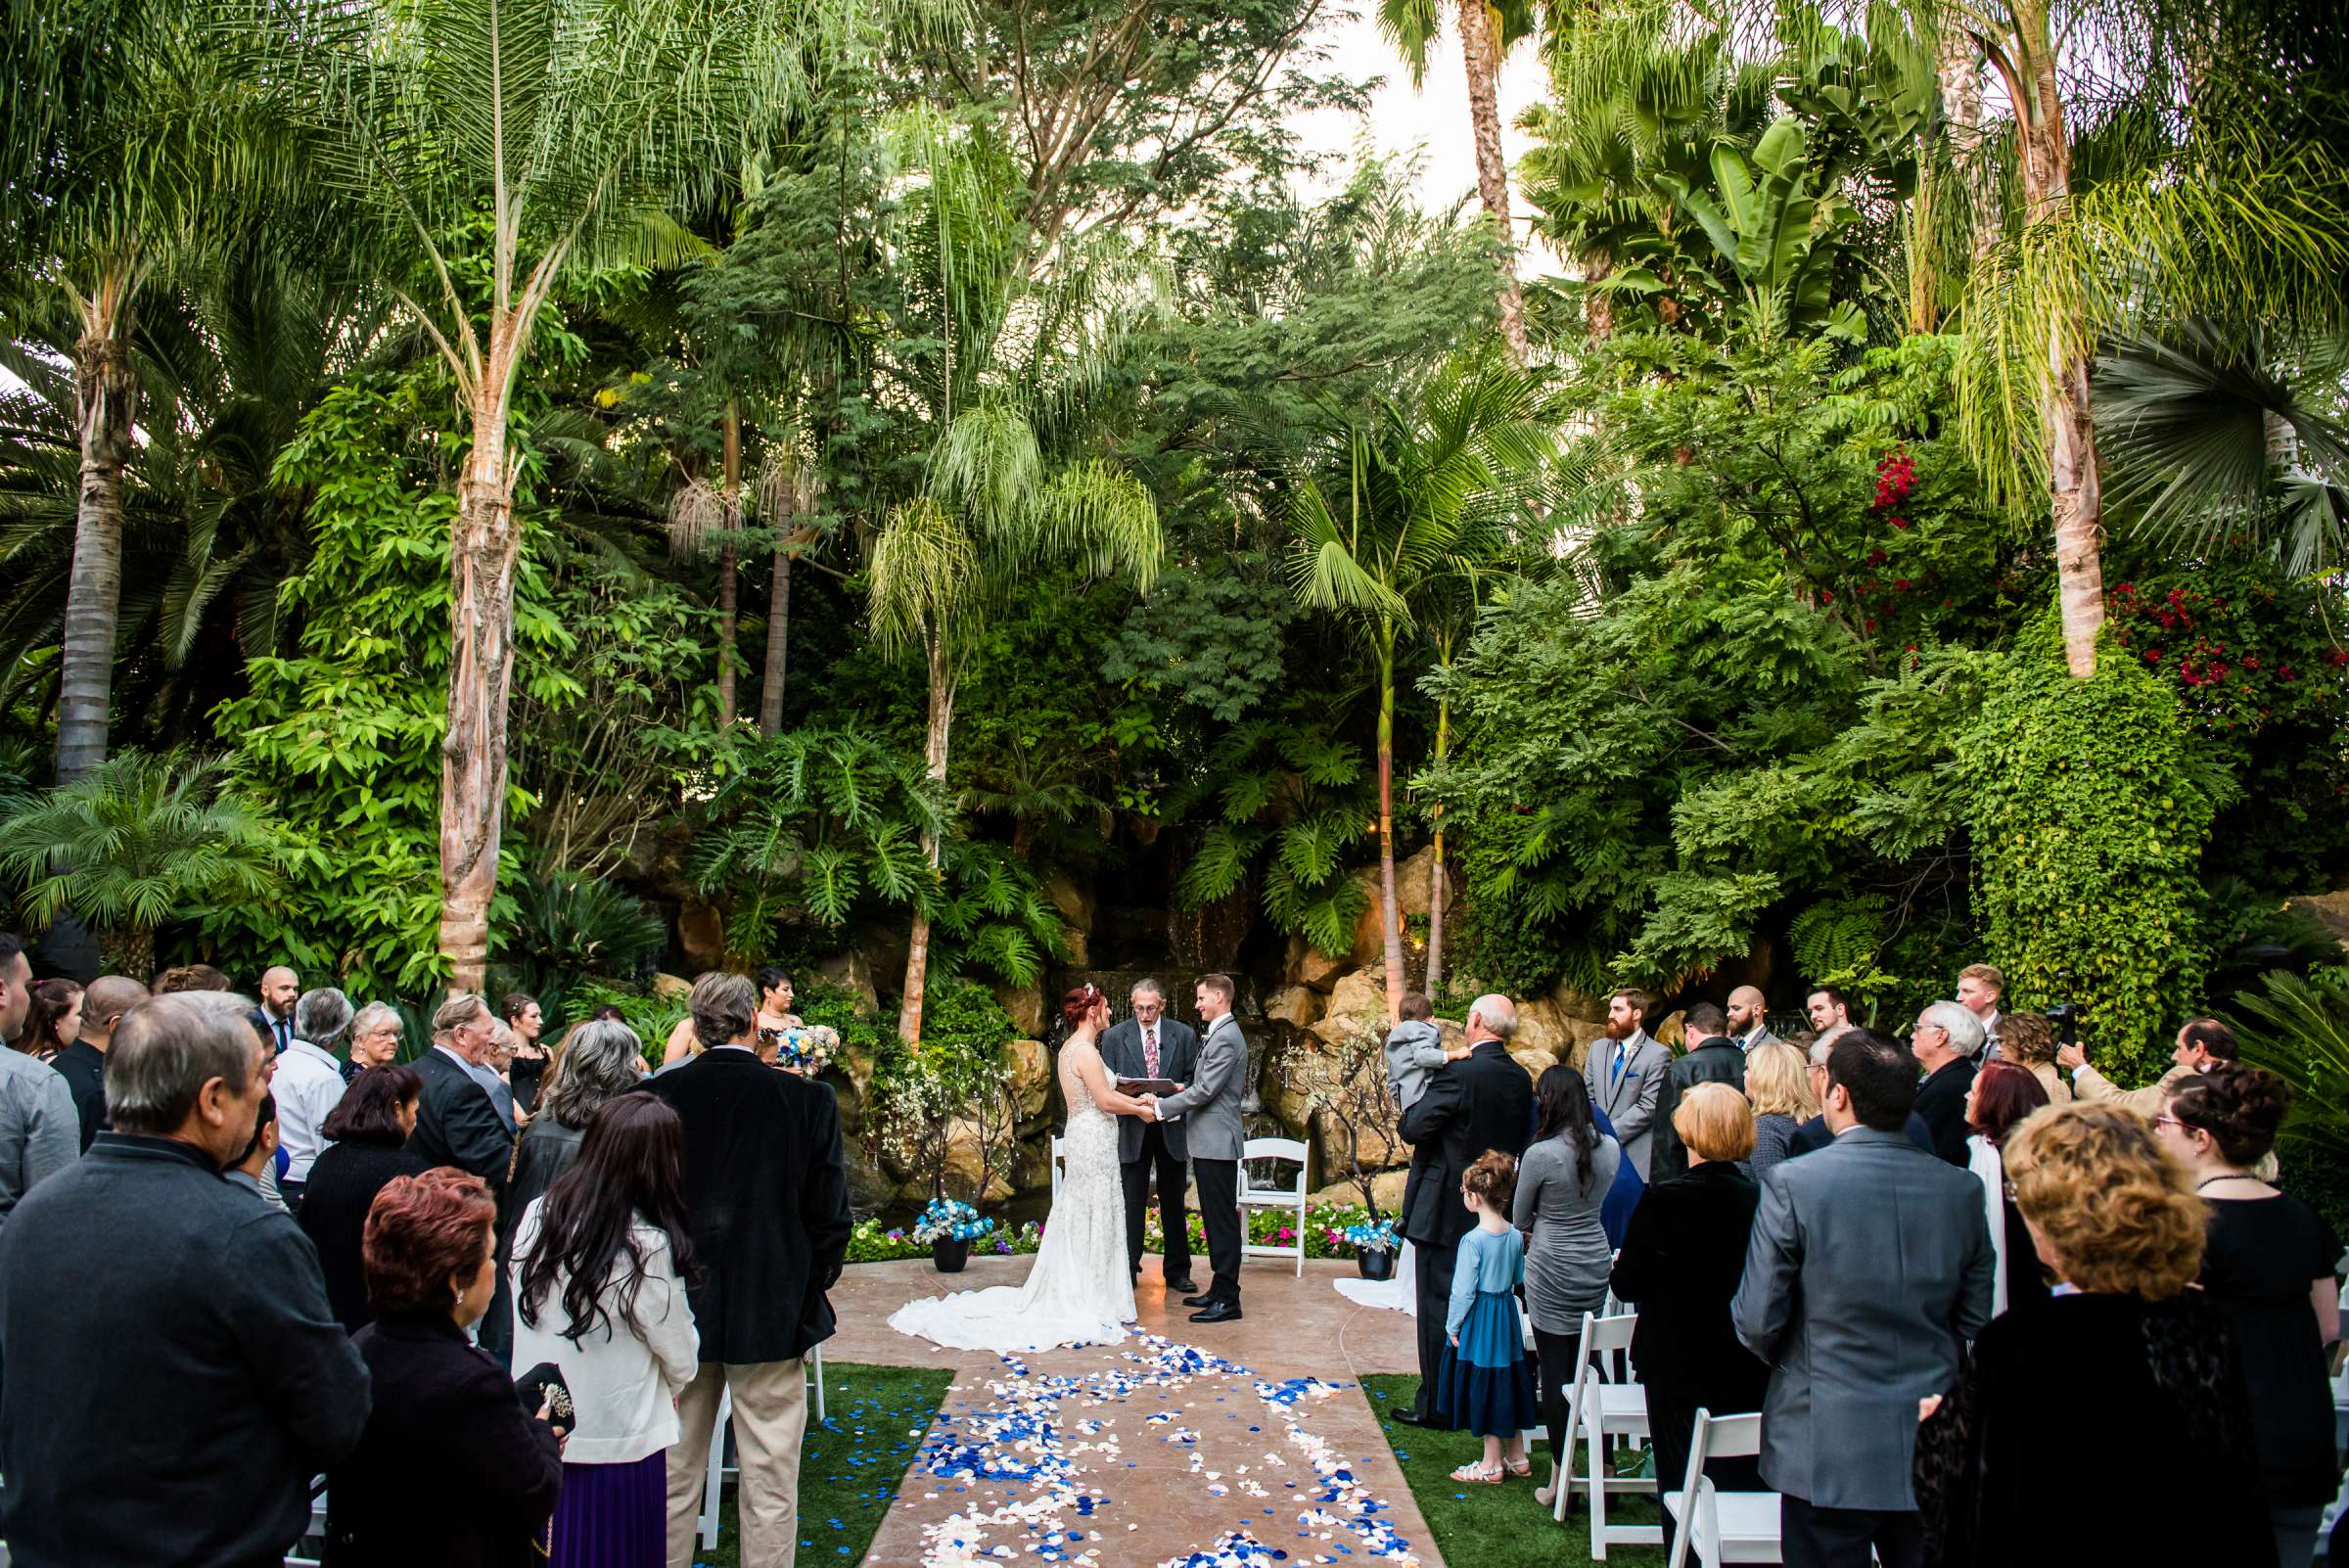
(890, 984, 1157, 1351)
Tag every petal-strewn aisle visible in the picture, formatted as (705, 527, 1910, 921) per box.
(824, 1256, 1444, 1568)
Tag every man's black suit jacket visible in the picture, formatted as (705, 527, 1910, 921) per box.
(406, 1046, 513, 1196)
(1398, 1039, 1533, 1250)
(1648, 1036, 1749, 1182)
(646, 1047, 853, 1364)
(1099, 1015, 1200, 1163)
(1912, 1055, 1980, 1166)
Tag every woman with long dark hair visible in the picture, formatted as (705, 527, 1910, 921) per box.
(1517, 1066, 1621, 1494)
(512, 1092, 702, 1568)
(19, 978, 81, 1063)
(300, 1065, 430, 1331)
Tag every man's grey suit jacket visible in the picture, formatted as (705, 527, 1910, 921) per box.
(1730, 1124, 1995, 1512)
(1099, 1015, 1199, 1163)
(1153, 1014, 1247, 1163)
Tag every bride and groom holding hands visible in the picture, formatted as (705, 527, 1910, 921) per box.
(889, 975, 1251, 1352)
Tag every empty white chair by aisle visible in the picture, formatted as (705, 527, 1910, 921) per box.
(1663, 1407, 1780, 1568)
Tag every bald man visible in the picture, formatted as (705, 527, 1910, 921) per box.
(1393, 993, 1534, 1426)
(1727, 986, 1778, 1055)
(248, 966, 299, 1057)
(53, 974, 148, 1152)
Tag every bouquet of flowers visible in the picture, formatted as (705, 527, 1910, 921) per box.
(769, 1023, 838, 1076)
(1337, 1217, 1399, 1255)
(911, 1196, 996, 1245)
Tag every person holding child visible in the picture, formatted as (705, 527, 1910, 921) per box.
(1434, 1150, 1540, 1484)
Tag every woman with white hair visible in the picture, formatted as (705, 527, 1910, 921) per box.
(342, 1001, 405, 1084)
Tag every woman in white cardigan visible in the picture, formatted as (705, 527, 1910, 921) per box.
(512, 1092, 701, 1568)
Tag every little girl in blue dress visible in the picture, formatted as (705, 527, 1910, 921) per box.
(1435, 1149, 1539, 1483)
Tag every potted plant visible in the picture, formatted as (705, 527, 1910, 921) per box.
(1342, 1217, 1401, 1280)
(911, 1197, 994, 1272)
(1279, 1021, 1410, 1276)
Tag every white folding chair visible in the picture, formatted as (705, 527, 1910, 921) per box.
(1664, 1409, 1779, 1568)
(1235, 1136, 1310, 1276)
(283, 1478, 328, 1565)
(1552, 1309, 1660, 1556)
(1050, 1134, 1068, 1201)
(696, 1348, 831, 1549)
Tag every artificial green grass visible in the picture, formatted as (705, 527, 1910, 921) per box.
(1361, 1374, 1670, 1568)
(697, 1360, 954, 1568)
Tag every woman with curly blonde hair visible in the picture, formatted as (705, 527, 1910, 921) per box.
(1914, 1102, 2271, 1566)
(1742, 1039, 1816, 1176)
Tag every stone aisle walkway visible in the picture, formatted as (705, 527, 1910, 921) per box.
(822, 1257, 1441, 1568)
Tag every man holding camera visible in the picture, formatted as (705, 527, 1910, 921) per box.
(2057, 1017, 2238, 1117)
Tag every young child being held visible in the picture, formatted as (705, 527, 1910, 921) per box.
(1435, 1150, 1538, 1482)
(1384, 992, 1469, 1112)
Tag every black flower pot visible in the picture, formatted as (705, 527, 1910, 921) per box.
(1356, 1247, 1396, 1282)
(932, 1237, 971, 1273)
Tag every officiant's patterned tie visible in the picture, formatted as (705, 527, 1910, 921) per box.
(1144, 1024, 1160, 1079)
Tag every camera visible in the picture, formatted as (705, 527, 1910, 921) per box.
(2044, 971, 2079, 1048)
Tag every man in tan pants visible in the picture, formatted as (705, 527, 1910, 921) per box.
(667, 1360, 808, 1564)
(648, 972, 853, 1567)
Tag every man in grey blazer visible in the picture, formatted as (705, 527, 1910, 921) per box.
(1585, 988, 1672, 1178)
(1148, 973, 1248, 1323)
(1099, 979, 1199, 1293)
(1732, 1029, 1995, 1568)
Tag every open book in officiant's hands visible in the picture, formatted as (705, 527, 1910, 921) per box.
(1116, 1078, 1183, 1097)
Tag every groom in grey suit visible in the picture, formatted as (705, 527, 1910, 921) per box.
(1100, 979, 1199, 1292)
(1149, 973, 1248, 1323)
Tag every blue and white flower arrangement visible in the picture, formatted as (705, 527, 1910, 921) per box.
(911, 1196, 996, 1245)
(1337, 1217, 1398, 1255)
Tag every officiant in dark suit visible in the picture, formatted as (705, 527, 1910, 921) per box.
(1101, 978, 1200, 1294)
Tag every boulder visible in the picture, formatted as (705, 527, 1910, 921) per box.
(1311, 969, 1391, 1048)
(1348, 892, 1395, 970)
(993, 982, 1045, 1038)
(942, 1118, 1012, 1204)
(1041, 869, 1095, 942)
(1512, 997, 1572, 1061)
(844, 1144, 897, 1214)
(1653, 1008, 1686, 1049)
(1265, 984, 1324, 1030)
(815, 948, 882, 1017)
(1286, 935, 1351, 992)
(1552, 981, 1611, 1021)
(1006, 1038, 1053, 1122)
(676, 901, 726, 973)
(830, 1039, 879, 1130)
(1310, 1169, 1410, 1213)
(650, 971, 693, 1002)
(2293, 890, 2349, 945)
(1509, 1045, 1560, 1084)
(853, 920, 911, 994)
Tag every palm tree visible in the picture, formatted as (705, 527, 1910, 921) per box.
(0, 753, 287, 978)
(1287, 348, 1554, 1019)
(865, 116, 1163, 1044)
(1379, 0, 1536, 361)
(218, 0, 831, 988)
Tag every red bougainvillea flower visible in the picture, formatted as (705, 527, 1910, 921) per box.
(1819, 588, 1835, 604)
(2328, 648, 2348, 666)
(1866, 548, 1888, 566)
(1889, 516, 1912, 530)
(1864, 616, 1877, 632)
(2146, 648, 2164, 663)
(1894, 577, 1911, 592)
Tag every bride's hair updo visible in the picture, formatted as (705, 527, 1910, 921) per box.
(1061, 983, 1103, 1027)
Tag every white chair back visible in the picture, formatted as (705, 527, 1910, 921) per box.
(1236, 1135, 1311, 1275)
(1050, 1134, 1068, 1201)
(1666, 1408, 1773, 1568)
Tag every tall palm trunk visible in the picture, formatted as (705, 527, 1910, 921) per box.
(1424, 686, 1452, 999)
(1457, 0, 1530, 365)
(1996, 4, 2104, 676)
(716, 405, 742, 726)
(439, 364, 524, 992)
(56, 270, 140, 783)
(1373, 631, 1406, 1024)
(898, 631, 955, 1045)
(760, 461, 798, 737)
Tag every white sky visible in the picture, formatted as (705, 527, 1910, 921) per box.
(1288, 5, 1566, 277)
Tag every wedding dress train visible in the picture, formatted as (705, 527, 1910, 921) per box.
(890, 1038, 1136, 1351)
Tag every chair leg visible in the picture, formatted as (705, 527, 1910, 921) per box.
(1587, 1418, 1608, 1559)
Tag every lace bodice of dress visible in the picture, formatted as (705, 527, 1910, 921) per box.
(1059, 1036, 1108, 1122)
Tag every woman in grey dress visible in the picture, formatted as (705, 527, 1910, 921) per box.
(1515, 1066, 1622, 1495)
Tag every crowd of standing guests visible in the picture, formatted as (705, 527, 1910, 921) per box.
(1380, 962, 2344, 1568)
(0, 937, 852, 1568)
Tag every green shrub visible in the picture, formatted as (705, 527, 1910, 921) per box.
(1960, 618, 2232, 1084)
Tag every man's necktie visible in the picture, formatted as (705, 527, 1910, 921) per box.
(276, 1015, 291, 1054)
(1144, 1026, 1160, 1079)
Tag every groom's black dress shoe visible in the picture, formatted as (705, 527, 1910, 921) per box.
(1390, 1407, 1441, 1429)
(1164, 1274, 1197, 1294)
(1188, 1302, 1242, 1324)
(1182, 1292, 1216, 1308)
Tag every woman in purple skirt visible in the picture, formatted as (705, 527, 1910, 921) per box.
(514, 1093, 703, 1568)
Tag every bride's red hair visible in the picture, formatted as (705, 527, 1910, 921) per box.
(1060, 983, 1103, 1026)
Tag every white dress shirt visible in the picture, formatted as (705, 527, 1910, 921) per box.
(509, 1201, 700, 1463)
(273, 1038, 349, 1183)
